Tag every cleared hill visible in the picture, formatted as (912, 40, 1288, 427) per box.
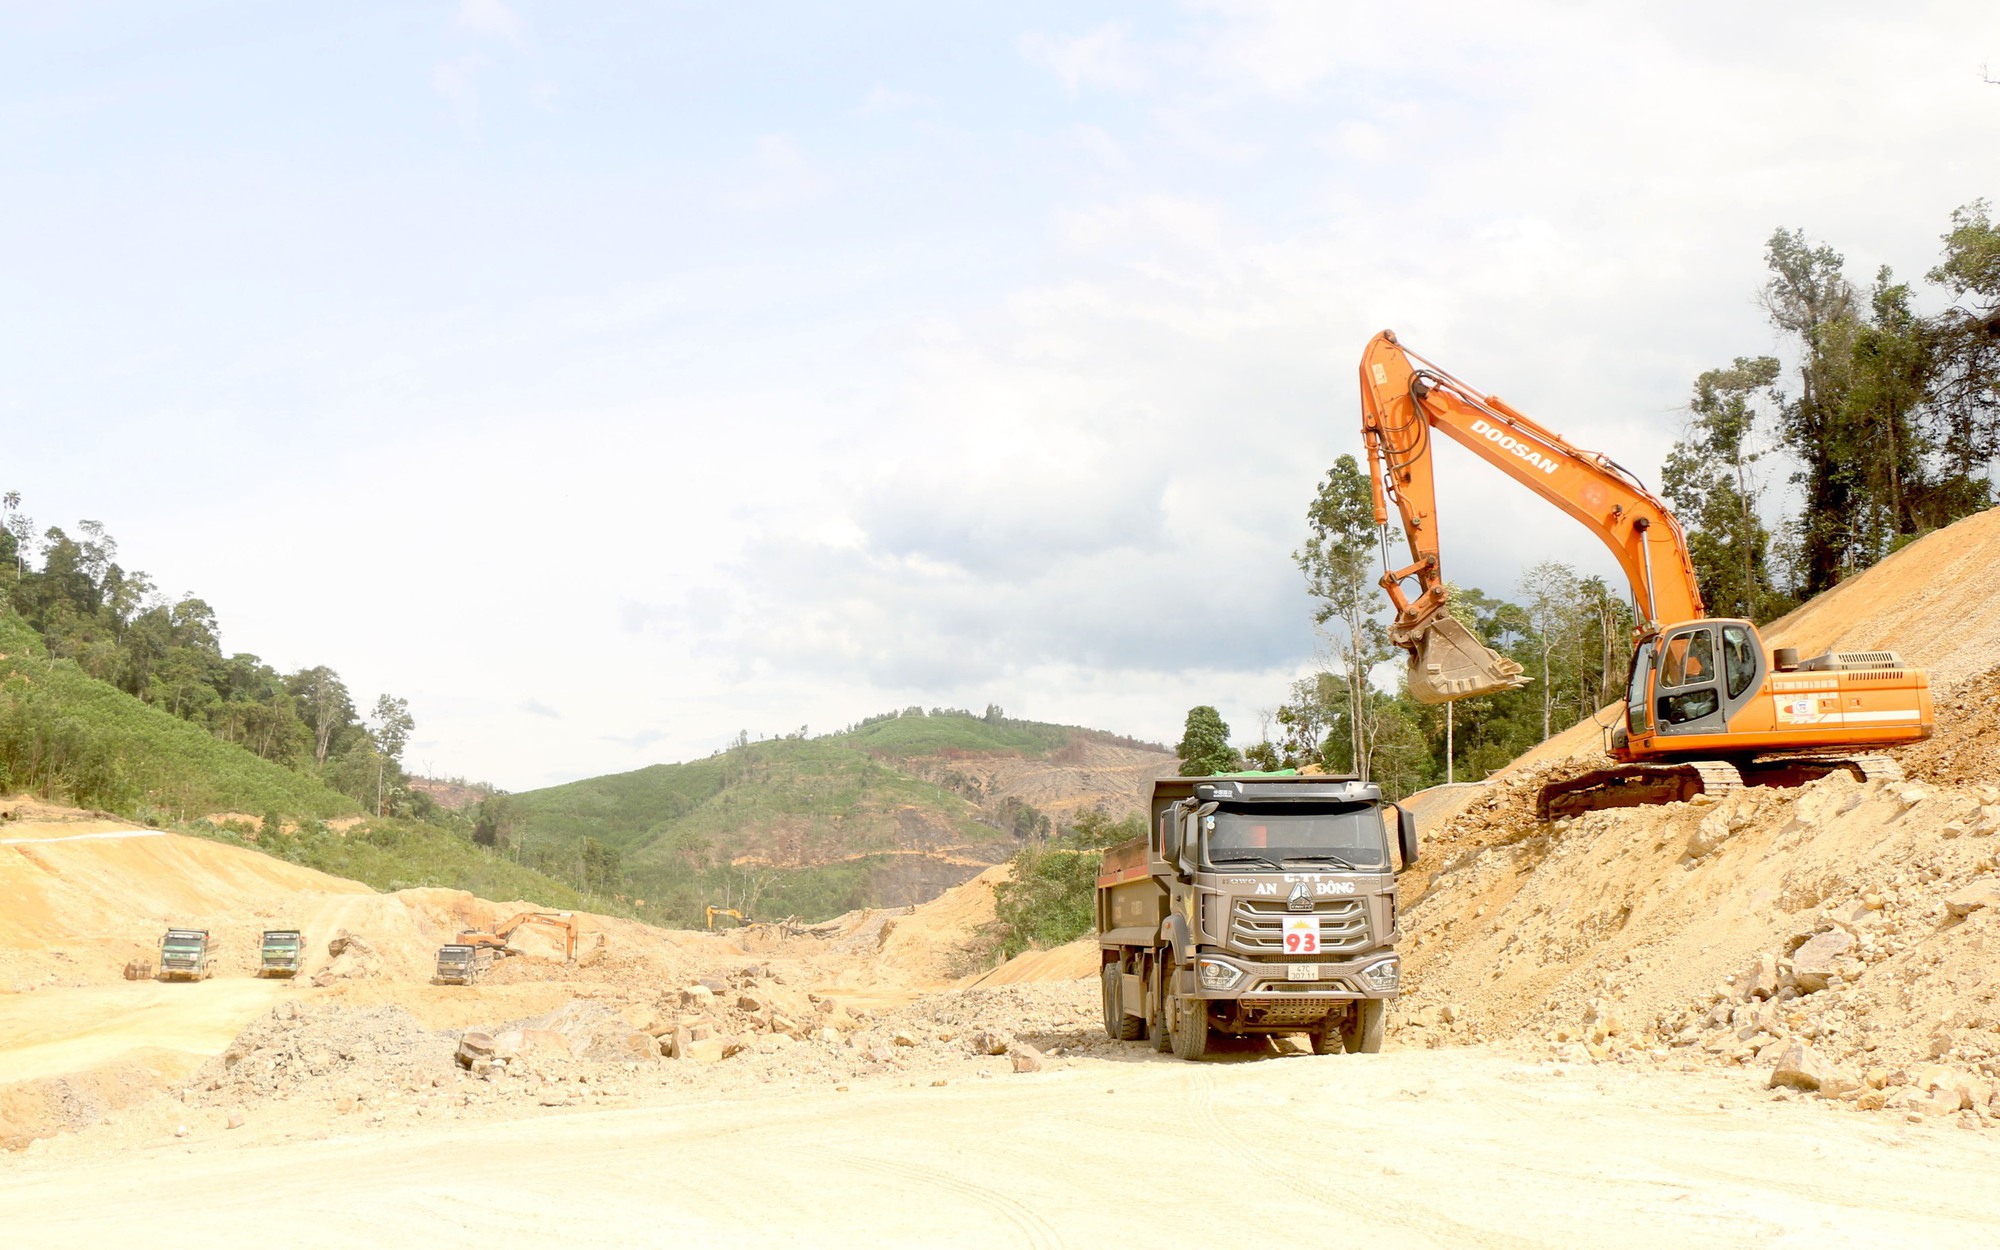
(507, 711, 1173, 927)
(0, 613, 356, 821)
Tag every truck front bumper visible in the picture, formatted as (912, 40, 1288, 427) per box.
(1179, 951, 1400, 1001)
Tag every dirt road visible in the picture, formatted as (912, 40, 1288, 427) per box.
(6, 1046, 1996, 1248)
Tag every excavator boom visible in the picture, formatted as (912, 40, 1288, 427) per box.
(1359, 330, 1704, 702)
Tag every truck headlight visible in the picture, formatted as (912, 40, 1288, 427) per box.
(1196, 958, 1243, 990)
(1360, 957, 1400, 993)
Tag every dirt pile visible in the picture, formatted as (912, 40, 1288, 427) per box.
(1394, 507, 2000, 1127)
(185, 1002, 455, 1112)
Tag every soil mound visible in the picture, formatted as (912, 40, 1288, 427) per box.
(1397, 510, 2000, 1127)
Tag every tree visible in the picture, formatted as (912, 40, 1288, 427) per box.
(370, 694, 414, 818)
(1175, 706, 1241, 776)
(1295, 455, 1399, 778)
(1763, 228, 1862, 594)
(288, 667, 353, 767)
(1518, 561, 1580, 741)
(1662, 357, 1785, 619)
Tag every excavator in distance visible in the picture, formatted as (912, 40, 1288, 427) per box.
(452, 911, 579, 962)
(1357, 329, 1934, 819)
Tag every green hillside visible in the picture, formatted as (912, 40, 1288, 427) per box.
(0, 612, 356, 820)
(504, 709, 1100, 927)
(0, 609, 601, 912)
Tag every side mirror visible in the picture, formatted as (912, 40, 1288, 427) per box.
(1395, 805, 1419, 870)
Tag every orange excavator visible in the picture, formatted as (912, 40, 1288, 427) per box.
(1357, 329, 1933, 818)
(455, 911, 579, 962)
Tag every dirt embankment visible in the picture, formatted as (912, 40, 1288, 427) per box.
(0, 807, 1093, 1151)
(1394, 508, 2000, 1127)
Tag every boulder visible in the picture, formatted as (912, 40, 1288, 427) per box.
(1790, 931, 1855, 993)
(455, 1031, 497, 1068)
(966, 1030, 1011, 1056)
(1767, 1042, 1859, 1096)
(1009, 1043, 1047, 1074)
(681, 1037, 727, 1064)
(891, 1030, 919, 1048)
(1944, 879, 2000, 919)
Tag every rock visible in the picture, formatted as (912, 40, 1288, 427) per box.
(618, 1004, 660, 1033)
(1885, 1086, 1960, 1117)
(1009, 1043, 1047, 1074)
(697, 977, 729, 995)
(966, 1030, 1011, 1056)
(326, 930, 373, 958)
(1687, 811, 1735, 857)
(225, 1112, 245, 1130)
(1739, 954, 1780, 1001)
(1854, 1089, 1889, 1111)
(455, 1031, 496, 1068)
(891, 1030, 919, 1048)
(814, 1027, 841, 1045)
(1944, 879, 2000, 919)
(1790, 931, 1855, 993)
(720, 1036, 748, 1059)
(174, 1124, 189, 1138)
(737, 992, 768, 1013)
(1767, 1042, 1858, 1096)
(536, 1085, 573, 1107)
(681, 985, 714, 1006)
(681, 1038, 727, 1064)
(667, 1025, 692, 1059)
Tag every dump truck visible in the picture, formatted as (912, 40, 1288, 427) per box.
(157, 928, 213, 981)
(258, 929, 304, 978)
(1097, 774, 1416, 1060)
(434, 943, 490, 985)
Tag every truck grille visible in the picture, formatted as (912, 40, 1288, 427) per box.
(1230, 898, 1368, 954)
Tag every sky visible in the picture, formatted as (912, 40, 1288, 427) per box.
(3, 2, 1998, 790)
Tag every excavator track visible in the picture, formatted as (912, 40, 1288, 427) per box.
(1538, 753, 1905, 821)
(1538, 760, 1742, 821)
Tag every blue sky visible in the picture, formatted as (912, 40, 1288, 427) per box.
(5, 2, 1997, 788)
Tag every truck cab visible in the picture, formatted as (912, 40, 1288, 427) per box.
(158, 929, 212, 981)
(258, 930, 303, 978)
(1098, 774, 1417, 1060)
(434, 944, 485, 985)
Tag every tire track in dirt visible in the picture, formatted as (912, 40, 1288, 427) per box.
(843, 1156, 1066, 1250)
(1180, 1063, 1547, 1250)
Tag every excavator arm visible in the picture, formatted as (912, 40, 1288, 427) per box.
(1358, 329, 1705, 703)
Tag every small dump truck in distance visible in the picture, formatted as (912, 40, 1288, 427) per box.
(157, 928, 213, 981)
(434, 944, 485, 985)
(258, 929, 304, 978)
(1097, 774, 1417, 1060)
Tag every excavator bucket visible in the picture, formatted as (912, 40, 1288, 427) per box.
(1404, 616, 1530, 704)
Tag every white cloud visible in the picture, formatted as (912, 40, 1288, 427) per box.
(458, 0, 524, 45)
(1019, 23, 1152, 94)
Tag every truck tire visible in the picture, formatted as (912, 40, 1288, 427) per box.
(1149, 956, 1172, 1053)
(1343, 999, 1386, 1054)
(1169, 991, 1211, 1061)
(1311, 1009, 1344, 1056)
(1100, 966, 1122, 1041)
(1106, 967, 1144, 1041)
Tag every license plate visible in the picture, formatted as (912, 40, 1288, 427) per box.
(1286, 963, 1319, 982)
(1282, 915, 1321, 955)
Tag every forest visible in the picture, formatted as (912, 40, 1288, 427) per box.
(0, 501, 426, 822)
(1200, 205, 2000, 797)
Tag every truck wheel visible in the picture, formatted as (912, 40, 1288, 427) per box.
(1311, 1008, 1346, 1055)
(1169, 992, 1211, 1061)
(1149, 957, 1172, 1053)
(1343, 999, 1386, 1054)
(1101, 966, 1121, 1040)
(1105, 967, 1143, 1041)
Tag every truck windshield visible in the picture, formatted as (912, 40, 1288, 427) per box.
(1204, 802, 1389, 870)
